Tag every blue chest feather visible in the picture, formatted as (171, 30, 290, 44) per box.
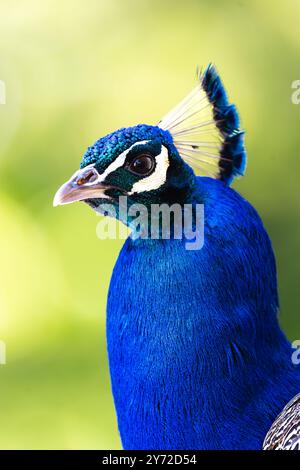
(106, 178, 300, 449)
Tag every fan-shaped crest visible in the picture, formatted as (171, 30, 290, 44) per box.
(158, 64, 247, 185)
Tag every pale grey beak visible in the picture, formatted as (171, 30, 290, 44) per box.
(53, 165, 111, 206)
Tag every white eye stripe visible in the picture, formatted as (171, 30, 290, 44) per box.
(129, 145, 169, 194)
(96, 140, 151, 182)
(83, 140, 169, 194)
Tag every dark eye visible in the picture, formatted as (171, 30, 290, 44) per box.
(128, 154, 155, 176)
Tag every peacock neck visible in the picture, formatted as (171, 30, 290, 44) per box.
(107, 236, 296, 449)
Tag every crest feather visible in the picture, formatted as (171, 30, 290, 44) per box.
(158, 64, 247, 185)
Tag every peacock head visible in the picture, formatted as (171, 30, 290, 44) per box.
(53, 124, 195, 213)
(54, 64, 246, 217)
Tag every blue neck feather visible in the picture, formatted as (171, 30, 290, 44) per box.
(106, 177, 300, 449)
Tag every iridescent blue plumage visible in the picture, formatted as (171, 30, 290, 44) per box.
(81, 125, 173, 169)
(107, 176, 300, 449)
(54, 65, 300, 449)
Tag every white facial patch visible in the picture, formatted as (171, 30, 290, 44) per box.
(129, 144, 169, 194)
(83, 140, 169, 194)
(97, 140, 150, 182)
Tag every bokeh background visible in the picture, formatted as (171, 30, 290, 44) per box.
(1, 0, 300, 449)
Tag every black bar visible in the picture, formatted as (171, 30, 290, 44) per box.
(0, 450, 298, 466)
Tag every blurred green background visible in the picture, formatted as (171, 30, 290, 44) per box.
(1, 0, 300, 450)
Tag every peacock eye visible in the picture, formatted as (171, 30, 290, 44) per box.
(127, 154, 155, 176)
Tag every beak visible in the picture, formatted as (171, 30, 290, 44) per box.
(53, 165, 112, 207)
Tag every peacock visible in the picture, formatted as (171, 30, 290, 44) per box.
(54, 64, 300, 450)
